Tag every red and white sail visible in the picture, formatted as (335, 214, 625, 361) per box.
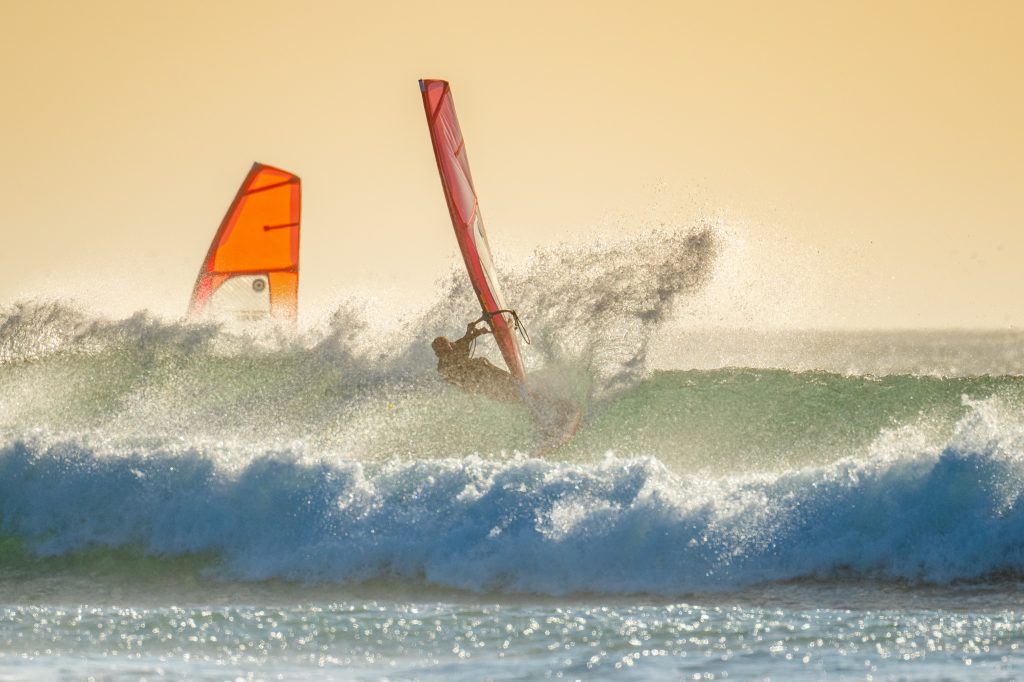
(419, 79, 528, 387)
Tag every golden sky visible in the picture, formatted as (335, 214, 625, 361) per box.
(2, 0, 1021, 328)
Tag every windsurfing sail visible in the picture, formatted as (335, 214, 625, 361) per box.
(187, 163, 301, 325)
(419, 78, 528, 387)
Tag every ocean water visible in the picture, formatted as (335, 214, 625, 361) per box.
(2, 228, 1024, 679)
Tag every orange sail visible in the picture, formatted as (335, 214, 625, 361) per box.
(187, 163, 301, 324)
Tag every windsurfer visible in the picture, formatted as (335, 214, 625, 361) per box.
(431, 319, 521, 402)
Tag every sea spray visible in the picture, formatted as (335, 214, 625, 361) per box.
(384, 225, 719, 398)
(0, 227, 720, 452)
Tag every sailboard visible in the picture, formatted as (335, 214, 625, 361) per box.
(419, 78, 528, 389)
(187, 163, 301, 325)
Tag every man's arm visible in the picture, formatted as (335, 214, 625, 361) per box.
(465, 319, 491, 339)
(451, 320, 492, 355)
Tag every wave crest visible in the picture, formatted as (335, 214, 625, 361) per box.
(2, 397, 1023, 595)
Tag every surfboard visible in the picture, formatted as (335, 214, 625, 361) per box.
(187, 163, 301, 325)
(419, 79, 528, 389)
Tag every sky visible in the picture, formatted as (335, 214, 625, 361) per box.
(1, 0, 1022, 329)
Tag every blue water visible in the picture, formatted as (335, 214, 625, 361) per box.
(3, 413, 1024, 594)
(3, 229, 1024, 679)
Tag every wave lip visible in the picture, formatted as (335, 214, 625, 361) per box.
(2, 398, 1024, 596)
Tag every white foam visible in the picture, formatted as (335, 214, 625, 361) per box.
(1, 396, 1022, 595)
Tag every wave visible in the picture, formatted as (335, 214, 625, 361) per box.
(4, 223, 1024, 596)
(2, 396, 1024, 595)
(1, 326, 1020, 465)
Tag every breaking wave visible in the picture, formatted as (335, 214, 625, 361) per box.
(2, 396, 1024, 595)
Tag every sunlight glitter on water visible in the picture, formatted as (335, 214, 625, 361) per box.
(1, 602, 1021, 680)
